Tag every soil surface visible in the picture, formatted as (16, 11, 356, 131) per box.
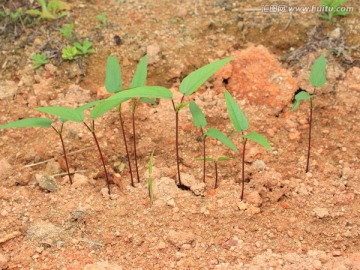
(0, 0, 359, 269)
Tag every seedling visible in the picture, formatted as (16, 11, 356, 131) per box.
(318, 0, 350, 21)
(27, 0, 70, 20)
(62, 45, 78, 60)
(31, 53, 49, 68)
(196, 157, 232, 189)
(291, 54, 326, 173)
(147, 150, 155, 207)
(60, 23, 74, 39)
(73, 40, 95, 56)
(189, 100, 238, 183)
(90, 86, 173, 187)
(171, 57, 233, 185)
(225, 90, 271, 200)
(96, 12, 107, 27)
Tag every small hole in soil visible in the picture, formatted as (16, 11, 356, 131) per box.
(223, 78, 229, 85)
(177, 184, 191, 190)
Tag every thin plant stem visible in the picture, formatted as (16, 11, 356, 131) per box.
(84, 120, 111, 195)
(214, 161, 218, 189)
(201, 128, 206, 183)
(51, 123, 72, 184)
(172, 96, 185, 186)
(132, 110, 140, 183)
(306, 99, 313, 173)
(240, 138, 247, 201)
(118, 106, 134, 187)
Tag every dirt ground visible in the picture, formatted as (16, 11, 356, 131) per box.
(0, 0, 359, 269)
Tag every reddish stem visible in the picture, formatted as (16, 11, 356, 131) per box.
(240, 138, 247, 201)
(214, 161, 218, 189)
(84, 121, 111, 195)
(172, 96, 185, 186)
(132, 111, 140, 183)
(119, 107, 134, 187)
(51, 123, 72, 184)
(306, 99, 313, 173)
(201, 129, 206, 183)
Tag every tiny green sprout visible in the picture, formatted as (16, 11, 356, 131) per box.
(60, 23, 74, 39)
(196, 157, 232, 189)
(172, 57, 233, 185)
(62, 45, 78, 60)
(225, 90, 271, 200)
(147, 150, 155, 207)
(31, 53, 49, 68)
(73, 40, 95, 56)
(96, 12, 107, 27)
(291, 54, 327, 173)
(189, 100, 238, 183)
(318, 0, 350, 21)
(27, 0, 70, 20)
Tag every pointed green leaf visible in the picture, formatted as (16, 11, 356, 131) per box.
(138, 97, 158, 106)
(189, 100, 207, 128)
(76, 100, 103, 112)
(36, 106, 84, 122)
(175, 102, 189, 112)
(0, 118, 53, 129)
(91, 86, 172, 119)
(224, 90, 248, 131)
(105, 55, 122, 93)
(291, 91, 315, 111)
(205, 128, 238, 152)
(310, 54, 326, 88)
(130, 55, 148, 88)
(180, 57, 233, 96)
(217, 157, 232, 161)
(243, 131, 272, 151)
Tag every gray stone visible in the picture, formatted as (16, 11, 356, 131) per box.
(252, 160, 266, 171)
(36, 174, 58, 192)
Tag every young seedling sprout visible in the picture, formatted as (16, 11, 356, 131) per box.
(225, 90, 272, 200)
(90, 86, 173, 188)
(292, 54, 327, 173)
(189, 100, 238, 183)
(104, 55, 155, 185)
(172, 57, 233, 185)
(147, 150, 155, 207)
(196, 157, 232, 189)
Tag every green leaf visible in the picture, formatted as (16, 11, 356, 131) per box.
(180, 57, 233, 96)
(91, 86, 172, 119)
(205, 128, 238, 152)
(0, 118, 53, 129)
(195, 157, 214, 162)
(148, 150, 154, 175)
(130, 55, 148, 89)
(105, 55, 122, 93)
(217, 157, 232, 161)
(189, 100, 207, 128)
(76, 100, 103, 112)
(224, 90, 248, 131)
(36, 106, 85, 122)
(242, 131, 272, 151)
(291, 91, 315, 111)
(175, 102, 189, 112)
(310, 54, 326, 88)
(138, 97, 158, 106)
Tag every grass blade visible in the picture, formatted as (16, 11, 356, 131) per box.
(224, 90, 248, 131)
(180, 57, 233, 96)
(189, 100, 207, 128)
(130, 55, 147, 89)
(310, 54, 326, 88)
(242, 131, 272, 151)
(205, 128, 238, 152)
(0, 118, 53, 129)
(36, 106, 85, 122)
(105, 55, 122, 93)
